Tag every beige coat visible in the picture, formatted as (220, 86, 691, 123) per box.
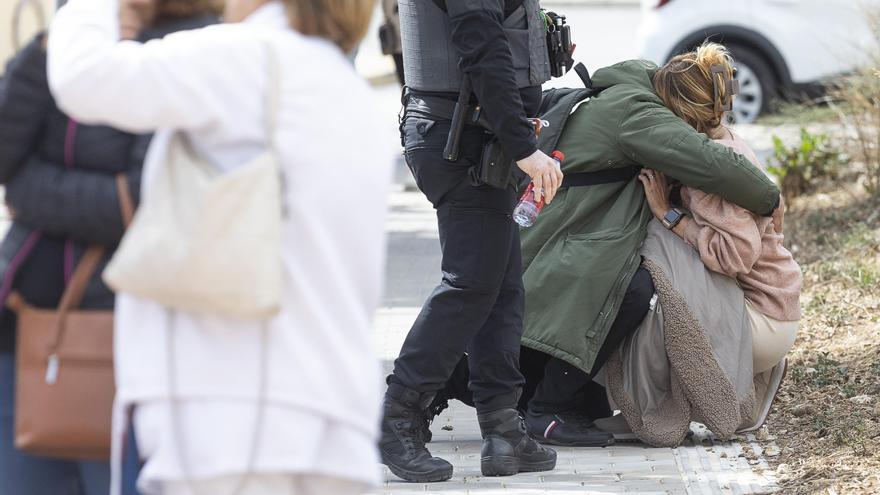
(604, 221, 777, 447)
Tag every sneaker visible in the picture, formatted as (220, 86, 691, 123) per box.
(524, 408, 615, 447)
(738, 358, 788, 433)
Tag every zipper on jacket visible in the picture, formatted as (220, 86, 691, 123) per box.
(588, 247, 641, 353)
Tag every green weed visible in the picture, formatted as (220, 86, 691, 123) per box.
(768, 129, 846, 201)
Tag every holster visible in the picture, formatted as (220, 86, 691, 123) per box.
(472, 138, 516, 190)
(400, 88, 517, 190)
(379, 23, 399, 56)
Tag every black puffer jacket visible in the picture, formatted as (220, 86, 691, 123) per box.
(0, 17, 215, 353)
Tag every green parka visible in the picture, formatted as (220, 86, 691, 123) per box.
(520, 60, 780, 373)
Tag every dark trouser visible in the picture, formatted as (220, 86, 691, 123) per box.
(392, 53, 405, 86)
(526, 266, 655, 414)
(390, 111, 525, 413)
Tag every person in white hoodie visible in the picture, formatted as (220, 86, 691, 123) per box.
(47, 0, 392, 494)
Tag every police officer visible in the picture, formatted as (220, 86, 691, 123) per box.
(380, 0, 564, 483)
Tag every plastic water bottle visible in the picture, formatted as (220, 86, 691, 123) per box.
(513, 150, 565, 227)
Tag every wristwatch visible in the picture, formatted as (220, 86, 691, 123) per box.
(661, 208, 685, 230)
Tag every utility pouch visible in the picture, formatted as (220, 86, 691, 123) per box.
(472, 138, 515, 189)
(542, 10, 574, 78)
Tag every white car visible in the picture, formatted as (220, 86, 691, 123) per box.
(637, 0, 880, 123)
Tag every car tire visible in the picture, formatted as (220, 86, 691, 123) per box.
(725, 44, 777, 124)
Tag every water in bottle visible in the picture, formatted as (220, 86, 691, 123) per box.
(513, 150, 564, 227)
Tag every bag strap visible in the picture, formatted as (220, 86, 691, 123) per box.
(48, 245, 107, 354)
(262, 39, 288, 218)
(574, 62, 593, 89)
(46, 174, 131, 353)
(116, 174, 135, 228)
(264, 41, 280, 153)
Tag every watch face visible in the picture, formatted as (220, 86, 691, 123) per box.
(664, 210, 680, 224)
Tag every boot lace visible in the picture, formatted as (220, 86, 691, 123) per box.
(394, 413, 428, 454)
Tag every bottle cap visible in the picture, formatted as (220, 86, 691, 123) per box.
(551, 150, 565, 162)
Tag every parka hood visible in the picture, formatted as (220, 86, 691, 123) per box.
(591, 59, 659, 94)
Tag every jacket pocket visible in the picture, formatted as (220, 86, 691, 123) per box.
(566, 227, 626, 243)
(560, 228, 636, 337)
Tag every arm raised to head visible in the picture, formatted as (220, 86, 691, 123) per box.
(617, 98, 779, 216)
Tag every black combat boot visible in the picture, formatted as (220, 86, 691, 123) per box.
(524, 408, 615, 447)
(418, 391, 450, 444)
(418, 356, 472, 444)
(379, 383, 454, 482)
(477, 408, 557, 477)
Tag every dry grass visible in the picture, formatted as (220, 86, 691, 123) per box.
(763, 183, 880, 494)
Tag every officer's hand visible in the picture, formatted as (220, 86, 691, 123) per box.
(516, 150, 564, 204)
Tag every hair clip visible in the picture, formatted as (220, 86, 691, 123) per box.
(710, 64, 738, 112)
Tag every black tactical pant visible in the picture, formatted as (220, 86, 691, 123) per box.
(389, 110, 525, 413)
(524, 266, 656, 414)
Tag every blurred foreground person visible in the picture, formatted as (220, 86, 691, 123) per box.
(0, 1, 217, 493)
(47, 0, 391, 493)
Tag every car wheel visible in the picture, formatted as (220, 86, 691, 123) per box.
(726, 44, 776, 124)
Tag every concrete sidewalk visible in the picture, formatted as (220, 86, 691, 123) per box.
(372, 190, 781, 495)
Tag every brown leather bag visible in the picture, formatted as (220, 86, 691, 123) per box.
(8, 175, 134, 460)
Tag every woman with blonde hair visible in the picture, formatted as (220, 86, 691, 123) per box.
(615, 42, 801, 443)
(47, 0, 392, 493)
(517, 41, 798, 446)
(645, 42, 801, 375)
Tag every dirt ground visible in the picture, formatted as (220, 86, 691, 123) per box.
(758, 178, 880, 493)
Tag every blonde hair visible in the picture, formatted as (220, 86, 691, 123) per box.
(284, 0, 377, 54)
(653, 42, 736, 135)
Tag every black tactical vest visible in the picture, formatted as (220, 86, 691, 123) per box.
(399, 0, 552, 92)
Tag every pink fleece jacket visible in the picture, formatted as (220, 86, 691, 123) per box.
(678, 128, 802, 322)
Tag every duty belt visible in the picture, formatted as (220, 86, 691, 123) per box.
(402, 89, 492, 131)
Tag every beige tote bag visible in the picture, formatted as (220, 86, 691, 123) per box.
(104, 45, 283, 319)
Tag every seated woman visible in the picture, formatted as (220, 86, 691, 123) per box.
(423, 42, 785, 448)
(597, 43, 801, 446)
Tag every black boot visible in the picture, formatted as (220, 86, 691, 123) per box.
(524, 408, 615, 447)
(477, 408, 557, 477)
(380, 383, 454, 482)
(418, 391, 450, 444)
(418, 356, 471, 444)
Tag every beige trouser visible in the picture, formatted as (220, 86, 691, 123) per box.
(746, 300, 799, 373)
(163, 474, 368, 495)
